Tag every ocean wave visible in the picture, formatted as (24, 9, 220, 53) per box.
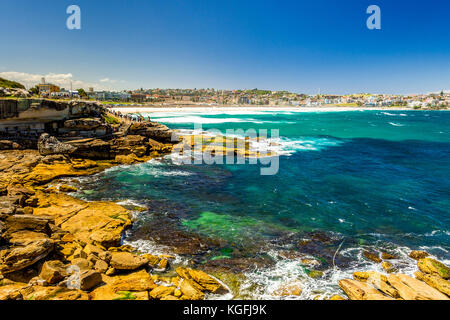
(380, 112, 408, 117)
(388, 122, 405, 127)
(152, 116, 256, 124)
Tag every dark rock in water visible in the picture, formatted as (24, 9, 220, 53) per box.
(38, 133, 77, 156)
(202, 256, 276, 273)
(297, 237, 352, 269)
(363, 250, 382, 263)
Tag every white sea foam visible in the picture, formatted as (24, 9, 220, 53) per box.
(388, 122, 405, 127)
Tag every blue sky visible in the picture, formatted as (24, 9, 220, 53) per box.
(0, 0, 449, 94)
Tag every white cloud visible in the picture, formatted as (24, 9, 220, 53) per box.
(99, 78, 118, 83)
(0, 71, 123, 91)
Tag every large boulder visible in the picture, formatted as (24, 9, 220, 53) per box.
(128, 122, 173, 143)
(19, 285, 89, 300)
(417, 258, 450, 279)
(387, 274, 448, 300)
(415, 271, 450, 296)
(39, 260, 68, 284)
(38, 134, 77, 156)
(339, 279, 394, 300)
(0, 239, 54, 274)
(109, 252, 148, 270)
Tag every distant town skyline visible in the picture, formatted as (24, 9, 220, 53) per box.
(0, 1, 449, 94)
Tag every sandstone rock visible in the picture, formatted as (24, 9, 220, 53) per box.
(363, 250, 382, 263)
(19, 285, 89, 300)
(415, 271, 450, 296)
(70, 258, 93, 271)
(109, 252, 148, 270)
(0, 283, 26, 300)
(387, 274, 449, 300)
(0, 239, 54, 274)
(4, 214, 53, 235)
(80, 270, 102, 290)
(38, 133, 77, 156)
(94, 260, 109, 273)
(67, 138, 111, 159)
(417, 258, 450, 279)
(179, 278, 205, 300)
(7, 231, 49, 246)
(90, 287, 148, 300)
(128, 122, 174, 143)
(39, 260, 68, 284)
(108, 269, 157, 292)
(329, 295, 346, 300)
(176, 267, 225, 293)
(160, 295, 179, 300)
(0, 140, 20, 150)
(339, 279, 394, 300)
(409, 250, 429, 260)
(143, 253, 160, 268)
(149, 285, 176, 299)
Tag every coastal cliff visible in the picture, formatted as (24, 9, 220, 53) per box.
(0, 99, 230, 300)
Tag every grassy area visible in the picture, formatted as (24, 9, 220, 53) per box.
(0, 77, 25, 89)
(103, 113, 121, 125)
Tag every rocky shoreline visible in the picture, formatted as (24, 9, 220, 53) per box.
(0, 99, 449, 300)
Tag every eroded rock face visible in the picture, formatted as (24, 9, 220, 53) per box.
(64, 118, 105, 131)
(38, 134, 77, 156)
(0, 239, 54, 274)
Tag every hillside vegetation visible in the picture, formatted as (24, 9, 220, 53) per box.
(0, 77, 25, 89)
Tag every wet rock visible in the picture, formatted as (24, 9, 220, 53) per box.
(308, 270, 324, 279)
(38, 133, 77, 156)
(176, 267, 225, 293)
(109, 252, 148, 270)
(339, 279, 394, 300)
(409, 250, 429, 260)
(179, 278, 205, 300)
(417, 258, 450, 279)
(381, 261, 397, 273)
(387, 274, 449, 300)
(39, 260, 68, 284)
(363, 250, 382, 263)
(202, 257, 275, 273)
(107, 269, 157, 292)
(272, 281, 303, 296)
(381, 252, 398, 260)
(0, 239, 54, 274)
(415, 271, 450, 296)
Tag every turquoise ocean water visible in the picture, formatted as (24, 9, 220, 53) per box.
(73, 109, 450, 299)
